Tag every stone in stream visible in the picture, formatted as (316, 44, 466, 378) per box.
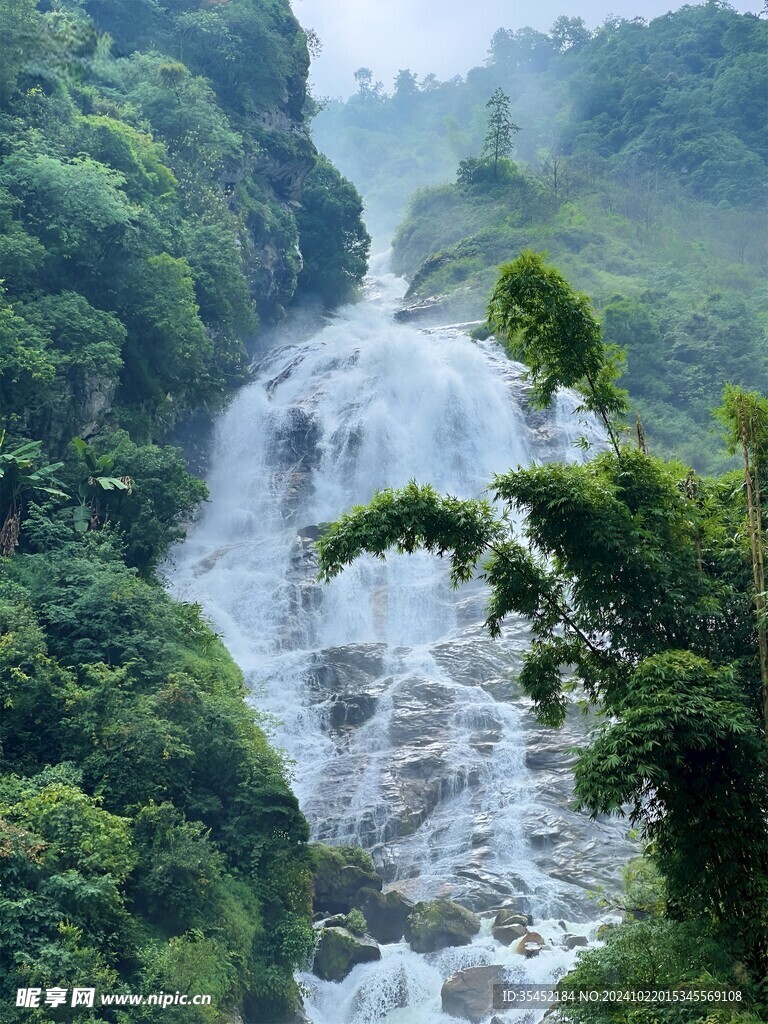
(493, 909, 532, 929)
(313, 913, 347, 928)
(404, 899, 481, 953)
(513, 930, 547, 957)
(564, 933, 589, 950)
(354, 886, 414, 944)
(493, 922, 528, 945)
(312, 926, 381, 982)
(441, 965, 506, 1023)
(312, 843, 382, 914)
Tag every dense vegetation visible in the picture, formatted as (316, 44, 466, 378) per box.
(314, 2, 767, 473)
(317, 253, 768, 1019)
(0, 0, 369, 1020)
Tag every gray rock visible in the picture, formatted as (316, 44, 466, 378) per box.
(493, 923, 528, 945)
(513, 931, 547, 958)
(441, 965, 506, 1023)
(564, 934, 589, 950)
(314, 914, 347, 928)
(355, 887, 414, 944)
(405, 899, 481, 953)
(493, 909, 532, 929)
(313, 926, 381, 982)
(394, 294, 451, 323)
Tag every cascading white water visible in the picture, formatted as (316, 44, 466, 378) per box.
(167, 255, 633, 1023)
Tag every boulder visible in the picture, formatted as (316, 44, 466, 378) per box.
(312, 844, 382, 915)
(564, 934, 589, 950)
(405, 899, 481, 953)
(312, 927, 381, 983)
(493, 909, 531, 929)
(493, 923, 528, 945)
(355, 887, 414, 944)
(314, 913, 347, 928)
(441, 965, 505, 1023)
(513, 931, 547, 958)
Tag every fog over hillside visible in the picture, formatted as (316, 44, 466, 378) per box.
(294, 0, 763, 95)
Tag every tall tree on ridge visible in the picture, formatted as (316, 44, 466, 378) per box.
(482, 87, 520, 179)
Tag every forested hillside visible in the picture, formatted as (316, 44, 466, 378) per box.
(314, 2, 767, 471)
(0, 1, 369, 1021)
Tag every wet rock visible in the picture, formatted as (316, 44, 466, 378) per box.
(312, 927, 381, 982)
(513, 931, 547, 958)
(405, 899, 481, 953)
(354, 887, 414, 944)
(297, 524, 324, 541)
(305, 646, 392, 736)
(329, 691, 379, 729)
(494, 895, 534, 917)
(493, 909, 531, 929)
(450, 867, 532, 912)
(564, 934, 589, 950)
(272, 407, 321, 470)
(314, 913, 347, 928)
(312, 844, 382, 914)
(394, 294, 451, 323)
(493, 923, 528, 945)
(441, 965, 506, 1023)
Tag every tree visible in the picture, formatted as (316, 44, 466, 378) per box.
(295, 155, 370, 307)
(0, 0, 41, 107)
(353, 66, 383, 102)
(536, 149, 577, 202)
(550, 15, 592, 51)
(482, 88, 520, 180)
(487, 250, 627, 452)
(393, 69, 419, 113)
(0, 437, 65, 555)
(70, 437, 132, 536)
(316, 256, 768, 976)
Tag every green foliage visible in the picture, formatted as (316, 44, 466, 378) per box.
(488, 251, 628, 434)
(344, 909, 368, 936)
(0, 0, 359, 1016)
(130, 803, 225, 931)
(0, 533, 313, 1018)
(70, 431, 206, 572)
(317, 480, 502, 589)
(0, 0, 365, 451)
(0, 0, 45, 108)
(295, 154, 371, 306)
(0, 152, 134, 260)
(555, 918, 762, 1023)
(0, 436, 66, 554)
(481, 87, 520, 177)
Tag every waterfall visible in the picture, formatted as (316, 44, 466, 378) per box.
(166, 257, 633, 1023)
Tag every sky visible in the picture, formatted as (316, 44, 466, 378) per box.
(290, 0, 763, 97)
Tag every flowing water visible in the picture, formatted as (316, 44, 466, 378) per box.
(167, 256, 634, 1023)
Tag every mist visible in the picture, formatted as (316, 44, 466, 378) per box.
(293, 0, 763, 96)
